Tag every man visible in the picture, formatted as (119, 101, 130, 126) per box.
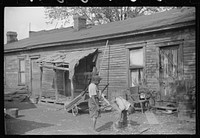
(110, 95, 135, 128)
(88, 75, 102, 131)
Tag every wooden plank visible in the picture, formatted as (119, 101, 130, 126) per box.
(40, 98, 55, 103)
(152, 105, 177, 111)
(40, 64, 69, 71)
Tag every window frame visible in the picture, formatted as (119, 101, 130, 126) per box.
(159, 45, 179, 78)
(154, 39, 184, 81)
(18, 57, 26, 86)
(127, 46, 145, 88)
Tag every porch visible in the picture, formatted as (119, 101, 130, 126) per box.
(35, 48, 98, 105)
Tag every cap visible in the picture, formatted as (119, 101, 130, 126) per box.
(91, 75, 102, 82)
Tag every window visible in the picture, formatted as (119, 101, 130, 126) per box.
(19, 58, 25, 85)
(159, 46, 179, 79)
(129, 48, 144, 87)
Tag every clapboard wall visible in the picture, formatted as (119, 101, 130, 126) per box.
(4, 25, 195, 100)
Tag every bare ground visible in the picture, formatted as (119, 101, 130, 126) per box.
(4, 99, 196, 135)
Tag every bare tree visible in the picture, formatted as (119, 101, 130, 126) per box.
(44, 7, 178, 28)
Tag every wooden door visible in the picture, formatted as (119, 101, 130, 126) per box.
(30, 57, 40, 98)
(64, 71, 71, 97)
(159, 45, 182, 101)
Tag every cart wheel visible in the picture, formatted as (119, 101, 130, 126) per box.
(72, 105, 78, 116)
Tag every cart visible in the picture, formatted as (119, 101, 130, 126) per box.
(64, 89, 89, 116)
(64, 83, 110, 116)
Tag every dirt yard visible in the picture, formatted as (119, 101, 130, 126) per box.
(4, 99, 196, 135)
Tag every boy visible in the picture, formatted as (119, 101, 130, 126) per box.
(88, 75, 102, 131)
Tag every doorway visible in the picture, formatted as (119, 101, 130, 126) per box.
(159, 45, 182, 101)
(30, 56, 40, 98)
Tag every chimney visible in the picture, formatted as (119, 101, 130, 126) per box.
(6, 31, 18, 44)
(73, 14, 87, 31)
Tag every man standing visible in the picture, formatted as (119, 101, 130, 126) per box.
(88, 75, 102, 131)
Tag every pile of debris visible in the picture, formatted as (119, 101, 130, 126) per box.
(4, 86, 30, 103)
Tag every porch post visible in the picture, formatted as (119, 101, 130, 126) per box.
(39, 67, 43, 102)
(70, 77, 74, 99)
(63, 71, 66, 96)
(54, 69, 58, 103)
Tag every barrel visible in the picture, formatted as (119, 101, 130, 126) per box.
(6, 108, 19, 118)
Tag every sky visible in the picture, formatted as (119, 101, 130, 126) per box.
(4, 7, 73, 44)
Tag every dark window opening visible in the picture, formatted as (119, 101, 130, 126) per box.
(18, 58, 25, 85)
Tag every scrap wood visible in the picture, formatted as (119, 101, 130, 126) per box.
(139, 127, 150, 134)
(4, 91, 17, 96)
(20, 95, 30, 102)
(152, 105, 177, 111)
(4, 96, 13, 101)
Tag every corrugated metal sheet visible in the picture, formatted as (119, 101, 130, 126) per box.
(37, 48, 97, 64)
(4, 8, 195, 51)
(37, 48, 97, 79)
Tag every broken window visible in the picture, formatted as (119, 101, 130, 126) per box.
(159, 46, 179, 79)
(129, 48, 144, 87)
(18, 58, 25, 85)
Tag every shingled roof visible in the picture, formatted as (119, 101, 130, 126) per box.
(4, 7, 195, 52)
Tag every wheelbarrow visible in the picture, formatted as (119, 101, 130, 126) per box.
(64, 83, 110, 116)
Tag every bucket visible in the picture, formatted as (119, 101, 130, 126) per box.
(34, 97, 39, 104)
(7, 108, 19, 118)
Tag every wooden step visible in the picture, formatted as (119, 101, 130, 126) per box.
(152, 105, 177, 111)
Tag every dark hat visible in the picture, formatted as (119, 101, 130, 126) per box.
(91, 75, 102, 82)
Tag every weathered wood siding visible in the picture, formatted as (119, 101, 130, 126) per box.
(4, 55, 19, 89)
(145, 43, 160, 90)
(97, 43, 127, 99)
(4, 54, 30, 91)
(182, 28, 195, 80)
(4, 26, 195, 100)
(42, 68, 55, 97)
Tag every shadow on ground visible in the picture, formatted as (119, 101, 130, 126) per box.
(96, 121, 113, 132)
(5, 116, 54, 135)
(4, 99, 37, 111)
(96, 120, 140, 133)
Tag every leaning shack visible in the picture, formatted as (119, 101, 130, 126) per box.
(4, 8, 195, 104)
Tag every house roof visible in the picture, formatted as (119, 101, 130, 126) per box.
(4, 7, 195, 52)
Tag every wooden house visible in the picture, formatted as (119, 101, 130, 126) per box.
(4, 7, 196, 104)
